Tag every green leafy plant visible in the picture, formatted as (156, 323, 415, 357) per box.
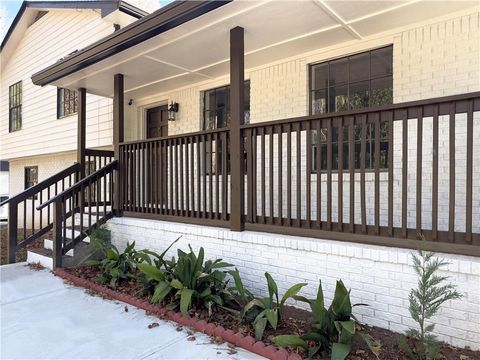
(136, 237, 181, 296)
(223, 268, 255, 316)
(139, 244, 233, 316)
(85, 231, 141, 289)
(243, 272, 307, 341)
(273, 280, 380, 360)
(398, 249, 463, 360)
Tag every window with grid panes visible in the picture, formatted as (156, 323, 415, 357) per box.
(309, 46, 392, 171)
(57, 88, 78, 118)
(9, 81, 22, 132)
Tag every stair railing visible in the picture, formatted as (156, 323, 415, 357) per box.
(37, 160, 118, 267)
(0, 163, 80, 264)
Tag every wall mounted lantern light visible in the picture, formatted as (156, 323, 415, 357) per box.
(168, 101, 179, 121)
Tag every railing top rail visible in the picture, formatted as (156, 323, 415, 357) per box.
(240, 91, 480, 130)
(37, 160, 118, 210)
(0, 163, 80, 207)
(85, 148, 114, 157)
(119, 127, 229, 146)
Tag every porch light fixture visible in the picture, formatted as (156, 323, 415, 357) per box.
(168, 101, 179, 121)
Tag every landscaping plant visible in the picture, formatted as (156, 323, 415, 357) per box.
(139, 244, 233, 316)
(398, 249, 463, 360)
(273, 280, 380, 360)
(85, 228, 143, 289)
(242, 272, 307, 341)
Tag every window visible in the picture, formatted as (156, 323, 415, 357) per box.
(24, 167, 38, 199)
(310, 46, 392, 171)
(310, 46, 393, 114)
(57, 88, 78, 118)
(311, 122, 389, 171)
(9, 81, 22, 132)
(202, 81, 250, 130)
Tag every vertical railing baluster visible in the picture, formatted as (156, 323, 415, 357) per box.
(185, 137, 190, 217)
(448, 103, 456, 242)
(360, 115, 367, 234)
(337, 117, 343, 232)
(402, 110, 408, 237)
(7, 202, 18, 264)
(190, 138, 195, 217)
(387, 111, 394, 236)
(348, 117, 355, 233)
(221, 132, 227, 220)
(52, 198, 63, 268)
(175, 138, 180, 216)
(466, 100, 473, 243)
(326, 119, 332, 231)
(261, 128, 266, 224)
(374, 113, 380, 235)
(202, 135, 207, 218)
(269, 126, 274, 224)
(169, 139, 174, 215)
(287, 124, 292, 226)
(246, 129, 253, 223)
(296, 123, 301, 227)
(277, 125, 283, 225)
(196, 136, 201, 217)
(214, 133, 219, 220)
(416, 107, 423, 236)
(252, 128, 257, 223)
(316, 120, 322, 229)
(306, 121, 312, 228)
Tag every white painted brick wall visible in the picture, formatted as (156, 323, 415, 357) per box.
(107, 217, 480, 350)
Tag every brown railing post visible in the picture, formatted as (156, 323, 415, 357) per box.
(7, 202, 18, 263)
(113, 73, 125, 216)
(229, 26, 245, 231)
(52, 198, 63, 268)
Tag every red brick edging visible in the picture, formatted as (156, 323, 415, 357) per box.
(54, 268, 301, 360)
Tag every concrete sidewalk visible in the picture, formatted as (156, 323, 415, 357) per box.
(0, 263, 265, 360)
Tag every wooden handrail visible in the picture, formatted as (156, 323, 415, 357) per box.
(85, 149, 114, 157)
(0, 163, 79, 207)
(119, 127, 229, 146)
(37, 160, 118, 210)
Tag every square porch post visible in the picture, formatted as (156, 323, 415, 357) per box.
(113, 73, 124, 215)
(230, 26, 245, 231)
(77, 87, 86, 179)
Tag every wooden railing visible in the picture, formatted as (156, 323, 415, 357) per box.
(84, 149, 114, 176)
(38, 161, 117, 267)
(119, 129, 231, 227)
(118, 92, 480, 256)
(0, 163, 80, 263)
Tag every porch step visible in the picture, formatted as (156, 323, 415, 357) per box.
(27, 240, 93, 270)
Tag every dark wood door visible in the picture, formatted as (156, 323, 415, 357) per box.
(146, 105, 168, 139)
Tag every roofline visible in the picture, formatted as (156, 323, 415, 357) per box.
(31, 0, 231, 87)
(0, 1, 148, 52)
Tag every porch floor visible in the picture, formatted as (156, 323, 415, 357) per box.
(0, 263, 264, 360)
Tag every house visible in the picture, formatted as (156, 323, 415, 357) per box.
(2, 0, 480, 350)
(0, 0, 148, 227)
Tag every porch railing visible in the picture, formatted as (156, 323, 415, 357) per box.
(0, 163, 80, 263)
(118, 92, 480, 256)
(85, 149, 114, 176)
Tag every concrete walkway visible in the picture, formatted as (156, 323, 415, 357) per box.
(0, 263, 265, 360)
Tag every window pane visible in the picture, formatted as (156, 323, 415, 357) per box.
(370, 77, 393, 107)
(204, 111, 216, 130)
(349, 52, 369, 82)
(329, 59, 348, 86)
(349, 81, 369, 110)
(371, 46, 392, 77)
(329, 85, 348, 112)
(312, 89, 327, 114)
(312, 64, 328, 89)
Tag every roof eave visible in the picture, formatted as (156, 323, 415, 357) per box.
(31, 0, 231, 87)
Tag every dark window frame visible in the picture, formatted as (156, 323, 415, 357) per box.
(309, 46, 393, 172)
(57, 88, 78, 119)
(9, 81, 22, 132)
(201, 80, 250, 130)
(24, 166, 38, 199)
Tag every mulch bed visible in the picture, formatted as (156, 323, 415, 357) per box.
(60, 266, 479, 360)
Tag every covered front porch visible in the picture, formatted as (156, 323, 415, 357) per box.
(30, 0, 480, 258)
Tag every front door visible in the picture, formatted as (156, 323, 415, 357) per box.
(146, 105, 168, 139)
(146, 105, 168, 209)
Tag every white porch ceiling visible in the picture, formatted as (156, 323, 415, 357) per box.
(51, 0, 479, 99)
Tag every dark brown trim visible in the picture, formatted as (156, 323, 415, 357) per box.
(123, 211, 229, 228)
(77, 88, 86, 179)
(113, 74, 124, 215)
(31, 1, 231, 86)
(229, 26, 244, 231)
(244, 223, 480, 258)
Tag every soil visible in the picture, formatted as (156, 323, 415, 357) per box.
(0, 225, 52, 265)
(64, 265, 480, 360)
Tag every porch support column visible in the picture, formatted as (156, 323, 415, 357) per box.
(77, 87, 86, 179)
(113, 73, 124, 215)
(230, 26, 245, 231)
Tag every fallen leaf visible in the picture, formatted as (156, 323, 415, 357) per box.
(227, 349, 237, 355)
(124, 306, 128, 312)
(176, 326, 183, 332)
(460, 355, 470, 360)
(148, 322, 159, 329)
(187, 336, 196, 341)
(227, 344, 236, 349)
(217, 351, 221, 355)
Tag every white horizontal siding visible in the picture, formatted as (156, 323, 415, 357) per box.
(0, 9, 116, 160)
